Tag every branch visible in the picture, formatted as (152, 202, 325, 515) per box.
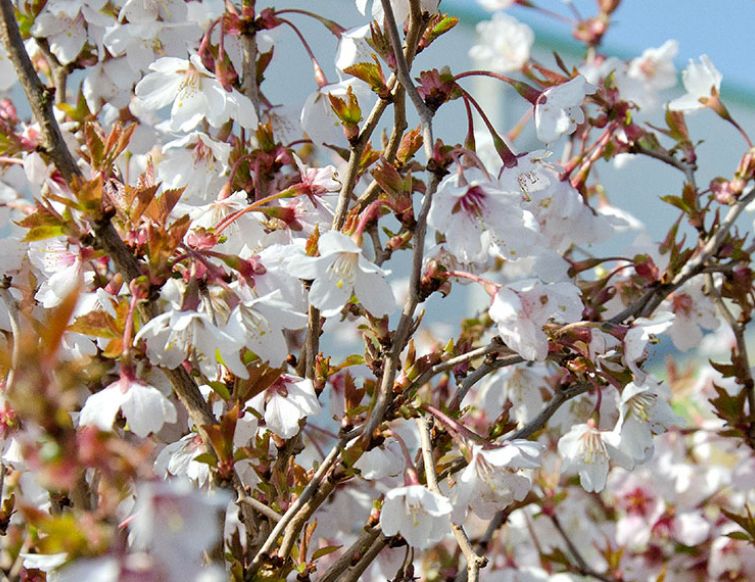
(337, 532, 390, 582)
(239, 494, 283, 523)
(609, 185, 755, 324)
(379, 0, 433, 159)
(417, 415, 487, 581)
(0, 0, 78, 181)
(505, 383, 590, 441)
(450, 353, 525, 410)
(247, 440, 344, 575)
(317, 525, 382, 582)
(550, 514, 618, 582)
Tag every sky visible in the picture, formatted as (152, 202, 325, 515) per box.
(447, 0, 755, 101)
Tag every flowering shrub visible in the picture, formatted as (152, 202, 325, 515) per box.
(0, 0, 753, 580)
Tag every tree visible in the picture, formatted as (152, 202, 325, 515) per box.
(0, 0, 753, 580)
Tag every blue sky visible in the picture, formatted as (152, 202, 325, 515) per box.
(447, 0, 755, 100)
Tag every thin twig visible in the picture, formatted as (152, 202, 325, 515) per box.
(317, 526, 381, 582)
(417, 415, 487, 581)
(550, 514, 618, 582)
(505, 383, 590, 441)
(239, 495, 283, 523)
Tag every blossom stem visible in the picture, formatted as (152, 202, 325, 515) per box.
(423, 404, 485, 445)
(446, 270, 500, 295)
(455, 70, 542, 105)
(274, 9, 345, 36)
(459, 89, 518, 167)
(214, 186, 299, 235)
(278, 18, 329, 88)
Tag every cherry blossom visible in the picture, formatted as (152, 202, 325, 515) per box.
(489, 280, 583, 361)
(379, 484, 452, 549)
(288, 231, 397, 317)
(534, 76, 596, 143)
(79, 373, 177, 437)
(248, 375, 322, 439)
(668, 54, 723, 112)
(454, 441, 543, 518)
(558, 422, 632, 492)
(469, 13, 533, 73)
(135, 55, 257, 131)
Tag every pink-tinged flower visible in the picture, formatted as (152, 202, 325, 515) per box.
(615, 379, 680, 465)
(130, 480, 229, 582)
(668, 55, 722, 113)
(248, 375, 322, 439)
(623, 312, 674, 381)
(79, 374, 177, 438)
(469, 13, 533, 73)
(28, 238, 93, 308)
(288, 231, 397, 318)
(135, 55, 257, 132)
(534, 76, 596, 143)
(558, 422, 632, 492)
(133, 309, 248, 379)
(663, 282, 719, 351)
(427, 168, 540, 263)
(379, 484, 452, 549)
(628, 40, 679, 93)
(489, 280, 583, 361)
(454, 441, 543, 518)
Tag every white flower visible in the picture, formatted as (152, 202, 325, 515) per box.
(79, 375, 177, 437)
(224, 291, 306, 366)
(31, 0, 110, 65)
(288, 231, 397, 318)
(668, 55, 722, 113)
(28, 238, 93, 308)
(186, 191, 266, 254)
(469, 13, 533, 73)
(534, 76, 596, 143)
(134, 309, 248, 379)
(300, 78, 374, 146)
(615, 379, 680, 465)
(335, 25, 374, 75)
(354, 439, 404, 480)
(427, 168, 540, 263)
(248, 375, 322, 439)
(489, 280, 583, 361)
(454, 441, 543, 518)
(118, 0, 188, 23)
(379, 484, 452, 549)
(135, 54, 257, 132)
(157, 132, 230, 205)
(155, 432, 210, 486)
(130, 480, 229, 582)
(628, 40, 678, 93)
(356, 0, 439, 24)
(664, 282, 719, 351)
(477, 0, 515, 10)
(558, 422, 632, 492)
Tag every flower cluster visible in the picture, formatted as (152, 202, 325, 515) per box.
(0, 0, 753, 580)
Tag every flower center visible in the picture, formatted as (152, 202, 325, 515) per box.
(453, 185, 487, 217)
(327, 253, 358, 290)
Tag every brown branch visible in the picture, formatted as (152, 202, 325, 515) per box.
(317, 526, 382, 582)
(0, 0, 78, 181)
(338, 532, 390, 582)
(550, 514, 619, 582)
(505, 383, 590, 441)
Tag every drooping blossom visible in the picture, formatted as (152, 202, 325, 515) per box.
(454, 441, 543, 518)
(248, 375, 322, 439)
(615, 379, 680, 465)
(558, 421, 632, 492)
(534, 76, 596, 143)
(79, 373, 177, 438)
(663, 282, 719, 351)
(354, 438, 404, 480)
